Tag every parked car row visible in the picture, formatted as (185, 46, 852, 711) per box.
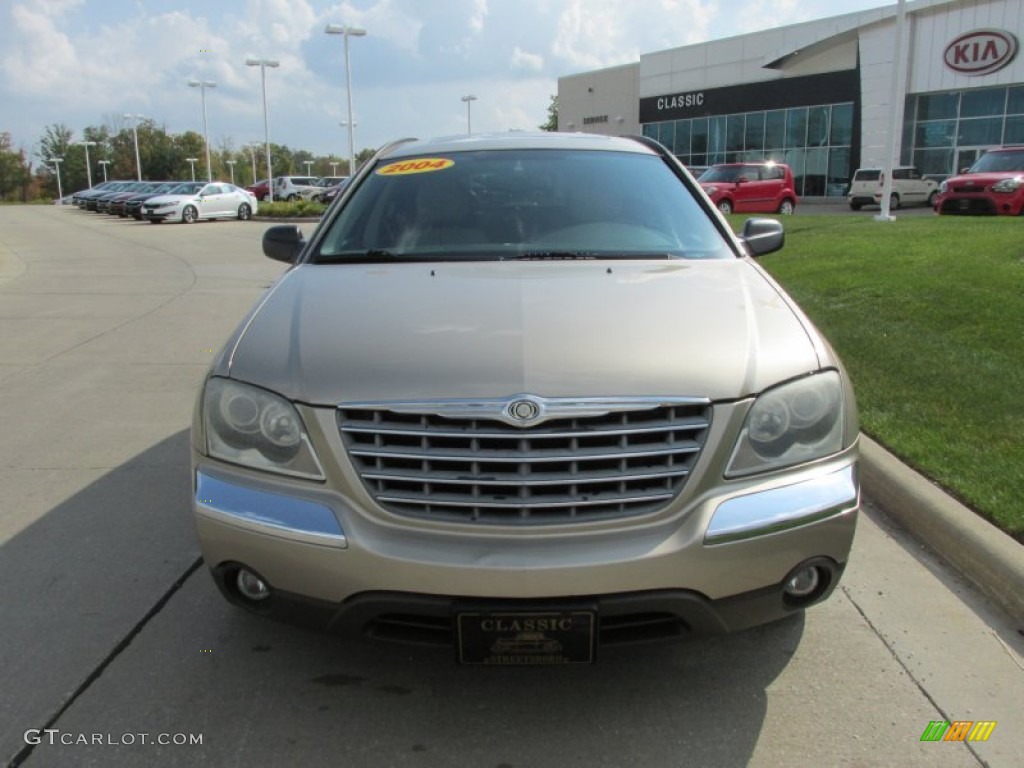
(244, 176, 350, 203)
(69, 180, 258, 223)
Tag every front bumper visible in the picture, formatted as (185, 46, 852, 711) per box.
(937, 192, 1024, 215)
(143, 207, 179, 221)
(192, 441, 859, 641)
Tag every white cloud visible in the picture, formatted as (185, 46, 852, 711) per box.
(511, 46, 544, 72)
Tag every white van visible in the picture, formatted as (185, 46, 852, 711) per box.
(848, 167, 939, 210)
(273, 176, 320, 202)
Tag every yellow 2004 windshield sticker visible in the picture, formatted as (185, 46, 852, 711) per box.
(376, 158, 454, 176)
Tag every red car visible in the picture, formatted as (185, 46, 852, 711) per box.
(246, 179, 271, 201)
(698, 162, 798, 215)
(934, 147, 1024, 215)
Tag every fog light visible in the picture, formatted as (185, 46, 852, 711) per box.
(236, 568, 271, 602)
(784, 566, 820, 598)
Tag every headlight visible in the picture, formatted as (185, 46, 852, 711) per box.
(991, 177, 1023, 193)
(939, 181, 948, 194)
(203, 377, 324, 479)
(726, 371, 845, 477)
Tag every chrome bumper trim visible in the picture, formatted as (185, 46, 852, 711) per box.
(705, 465, 858, 544)
(194, 471, 347, 548)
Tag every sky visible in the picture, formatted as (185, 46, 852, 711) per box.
(0, 0, 894, 164)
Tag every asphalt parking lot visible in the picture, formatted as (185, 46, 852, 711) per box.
(1, 205, 1021, 768)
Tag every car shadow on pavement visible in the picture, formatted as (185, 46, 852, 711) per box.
(1, 431, 200, 767)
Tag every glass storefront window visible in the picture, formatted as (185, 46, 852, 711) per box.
(1009, 86, 1024, 115)
(708, 116, 727, 158)
(765, 110, 786, 149)
(807, 106, 829, 147)
(913, 148, 955, 177)
(960, 88, 1007, 118)
(784, 148, 807, 196)
(642, 124, 658, 140)
(827, 148, 850, 196)
(957, 117, 1002, 146)
(727, 114, 745, 151)
(658, 122, 675, 150)
(917, 92, 958, 121)
(786, 108, 807, 148)
(915, 121, 955, 147)
(804, 147, 828, 195)
(744, 112, 765, 150)
(691, 118, 708, 154)
(675, 120, 691, 156)
(830, 104, 852, 145)
(1006, 116, 1024, 145)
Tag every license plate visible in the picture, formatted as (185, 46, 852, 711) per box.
(456, 610, 596, 665)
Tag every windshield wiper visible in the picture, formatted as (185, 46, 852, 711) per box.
(315, 249, 496, 264)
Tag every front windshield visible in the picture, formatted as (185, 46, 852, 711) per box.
(969, 150, 1024, 173)
(313, 149, 732, 262)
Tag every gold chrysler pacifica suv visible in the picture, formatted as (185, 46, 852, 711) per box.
(190, 132, 859, 665)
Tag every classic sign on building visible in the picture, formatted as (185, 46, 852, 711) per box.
(943, 29, 1019, 76)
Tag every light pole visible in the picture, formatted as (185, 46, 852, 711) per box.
(330, 162, 339, 176)
(77, 140, 97, 188)
(246, 142, 260, 185)
(186, 157, 199, 181)
(188, 79, 217, 182)
(226, 159, 236, 185)
(123, 113, 146, 180)
(49, 157, 64, 200)
(325, 23, 366, 179)
(461, 94, 478, 135)
(304, 160, 314, 176)
(245, 57, 279, 201)
(98, 160, 111, 182)
(339, 121, 358, 173)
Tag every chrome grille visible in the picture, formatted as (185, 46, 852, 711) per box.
(338, 398, 711, 525)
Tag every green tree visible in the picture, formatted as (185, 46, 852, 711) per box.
(539, 94, 558, 132)
(0, 132, 31, 201)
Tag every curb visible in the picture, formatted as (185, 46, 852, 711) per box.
(859, 434, 1024, 623)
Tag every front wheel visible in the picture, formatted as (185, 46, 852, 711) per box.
(849, 201, 862, 211)
(717, 200, 733, 215)
(237, 203, 252, 221)
(182, 205, 198, 224)
(889, 193, 900, 210)
(287, 193, 298, 202)
(927, 191, 938, 208)
(778, 199, 795, 215)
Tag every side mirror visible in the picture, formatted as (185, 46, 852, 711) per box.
(262, 225, 305, 263)
(739, 218, 785, 257)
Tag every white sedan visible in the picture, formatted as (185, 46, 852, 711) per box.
(142, 182, 258, 224)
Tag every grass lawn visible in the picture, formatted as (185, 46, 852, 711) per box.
(743, 213, 1024, 541)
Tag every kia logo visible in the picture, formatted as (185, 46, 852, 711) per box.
(944, 29, 1018, 76)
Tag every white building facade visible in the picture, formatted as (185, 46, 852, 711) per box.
(557, 0, 1022, 197)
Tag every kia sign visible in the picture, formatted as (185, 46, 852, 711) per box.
(944, 29, 1018, 76)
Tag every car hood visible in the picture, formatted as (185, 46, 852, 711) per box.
(225, 260, 823, 404)
(945, 171, 1024, 188)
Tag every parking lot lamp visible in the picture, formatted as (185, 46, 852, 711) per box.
(304, 160, 314, 176)
(98, 160, 111, 182)
(330, 161, 339, 176)
(77, 140, 97, 188)
(123, 113, 146, 180)
(186, 157, 199, 181)
(324, 24, 366, 178)
(245, 57, 280, 201)
(48, 157, 64, 200)
(461, 95, 477, 135)
(226, 159, 236, 185)
(188, 79, 217, 182)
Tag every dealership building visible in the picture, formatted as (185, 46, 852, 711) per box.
(557, 0, 1022, 197)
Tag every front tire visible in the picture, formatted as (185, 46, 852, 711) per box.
(182, 205, 198, 224)
(717, 200, 733, 215)
(778, 198, 795, 215)
(237, 203, 252, 221)
(927, 191, 938, 208)
(849, 201, 862, 211)
(889, 193, 900, 210)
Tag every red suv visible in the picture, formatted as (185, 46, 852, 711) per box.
(935, 147, 1024, 215)
(698, 162, 798, 215)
